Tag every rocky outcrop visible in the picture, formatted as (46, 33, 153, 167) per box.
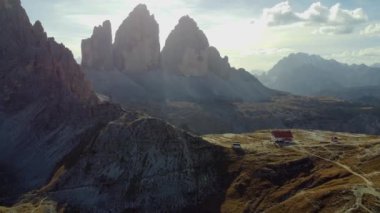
(45, 114, 226, 212)
(0, 0, 122, 200)
(0, 0, 97, 112)
(207, 46, 231, 78)
(0, 2, 228, 211)
(161, 16, 237, 78)
(161, 16, 209, 76)
(81, 20, 113, 70)
(113, 4, 160, 73)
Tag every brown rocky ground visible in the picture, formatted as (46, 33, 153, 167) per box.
(204, 130, 380, 213)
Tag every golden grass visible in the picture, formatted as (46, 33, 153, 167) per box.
(204, 129, 380, 213)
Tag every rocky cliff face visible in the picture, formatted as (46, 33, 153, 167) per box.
(113, 4, 160, 73)
(0, 0, 123, 200)
(81, 20, 113, 70)
(161, 16, 209, 76)
(44, 113, 226, 212)
(0, 2, 227, 211)
(161, 15, 239, 78)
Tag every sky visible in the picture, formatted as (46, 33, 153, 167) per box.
(22, 0, 380, 71)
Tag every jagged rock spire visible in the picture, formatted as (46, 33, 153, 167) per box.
(113, 4, 160, 73)
(161, 15, 210, 76)
(81, 20, 113, 70)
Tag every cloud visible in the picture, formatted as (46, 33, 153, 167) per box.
(317, 26, 353, 35)
(361, 23, 380, 36)
(329, 47, 380, 65)
(262, 2, 301, 26)
(261, 1, 368, 34)
(240, 48, 294, 56)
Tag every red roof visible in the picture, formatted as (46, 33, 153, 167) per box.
(272, 130, 293, 139)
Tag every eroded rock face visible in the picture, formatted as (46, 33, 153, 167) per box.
(207, 46, 231, 78)
(113, 4, 160, 73)
(48, 114, 226, 212)
(161, 16, 235, 77)
(0, 0, 96, 112)
(161, 16, 209, 76)
(81, 20, 113, 70)
(0, 3, 228, 211)
(0, 0, 122, 199)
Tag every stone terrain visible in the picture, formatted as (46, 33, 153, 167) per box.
(81, 20, 113, 70)
(161, 15, 210, 76)
(0, 1, 228, 212)
(0, 0, 122, 200)
(83, 7, 277, 103)
(113, 4, 160, 73)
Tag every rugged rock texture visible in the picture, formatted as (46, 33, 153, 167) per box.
(161, 16, 209, 76)
(161, 16, 235, 78)
(0, 0, 123, 200)
(81, 20, 113, 70)
(84, 13, 276, 105)
(113, 4, 160, 73)
(207, 46, 231, 78)
(5, 130, 380, 212)
(43, 114, 226, 212)
(0, 2, 229, 212)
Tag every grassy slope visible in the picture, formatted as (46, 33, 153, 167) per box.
(203, 129, 380, 213)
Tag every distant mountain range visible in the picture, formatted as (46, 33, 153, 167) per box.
(372, 63, 380, 68)
(259, 53, 380, 104)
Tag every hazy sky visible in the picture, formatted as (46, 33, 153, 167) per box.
(22, 0, 380, 71)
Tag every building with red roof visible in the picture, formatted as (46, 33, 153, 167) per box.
(271, 130, 293, 144)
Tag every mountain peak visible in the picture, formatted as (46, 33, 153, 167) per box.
(113, 4, 160, 73)
(81, 20, 113, 70)
(132, 3, 149, 13)
(161, 16, 210, 76)
(178, 15, 199, 28)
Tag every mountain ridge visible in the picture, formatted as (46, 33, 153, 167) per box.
(260, 52, 380, 96)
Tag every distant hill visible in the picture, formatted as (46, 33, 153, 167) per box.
(372, 63, 380, 68)
(259, 53, 380, 98)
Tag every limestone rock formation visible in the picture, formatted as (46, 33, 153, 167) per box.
(81, 20, 113, 70)
(161, 16, 236, 77)
(161, 16, 209, 76)
(207, 46, 231, 78)
(0, 2, 227, 212)
(46, 114, 226, 212)
(0, 0, 122, 199)
(113, 4, 160, 73)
